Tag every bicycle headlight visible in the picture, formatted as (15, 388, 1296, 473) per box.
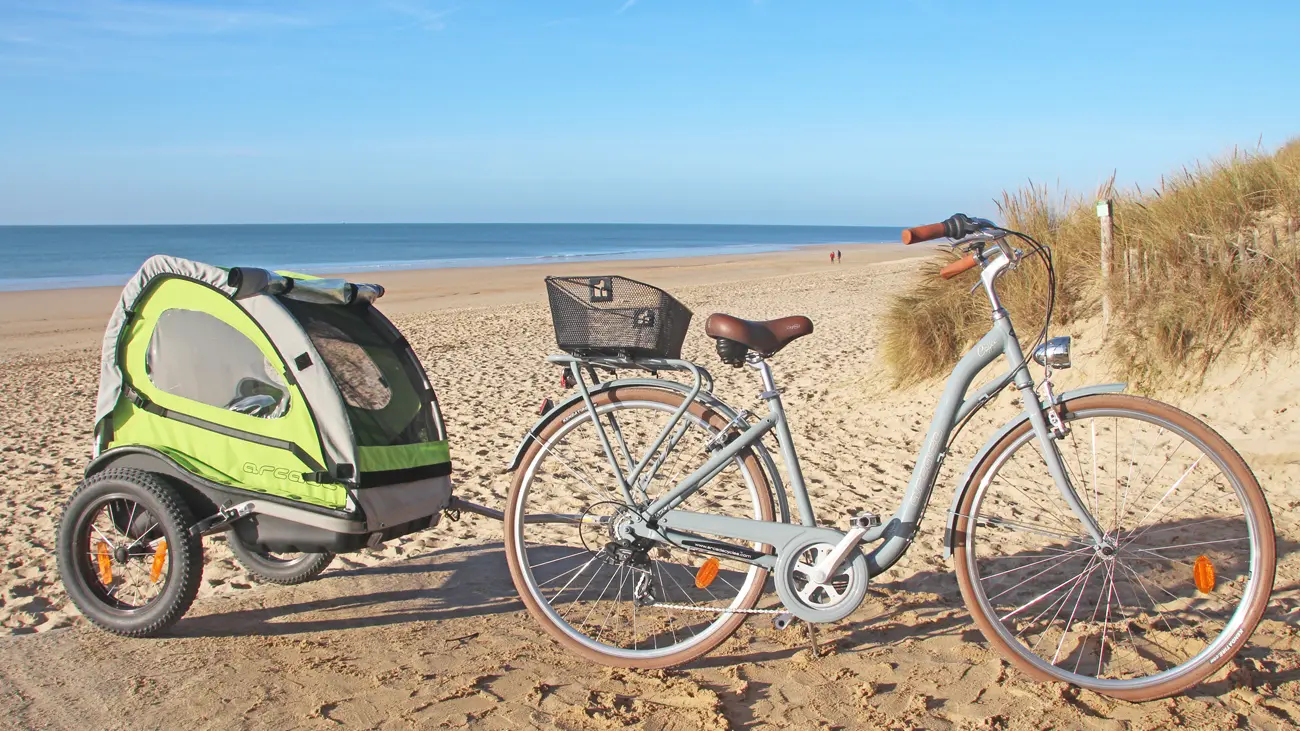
(1032, 336, 1072, 369)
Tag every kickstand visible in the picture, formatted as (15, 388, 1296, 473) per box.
(805, 621, 821, 656)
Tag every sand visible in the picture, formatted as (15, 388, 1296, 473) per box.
(1, 243, 1298, 729)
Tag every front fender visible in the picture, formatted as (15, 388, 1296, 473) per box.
(506, 378, 792, 523)
(942, 383, 1126, 558)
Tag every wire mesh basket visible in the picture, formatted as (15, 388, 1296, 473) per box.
(545, 276, 693, 359)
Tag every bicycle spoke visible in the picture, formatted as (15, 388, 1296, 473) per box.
(964, 403, 1269, 689)
(982, 545, 1092, 581)
(512, 394, 770, 659)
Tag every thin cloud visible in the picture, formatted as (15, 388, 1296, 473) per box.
(0, 1, 313, 39)
(0, 32, 39, 45)
(618, 0, 637, 14)
(384, 1, 455, 31)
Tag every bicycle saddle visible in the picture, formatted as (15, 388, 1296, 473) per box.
(705, 313, 814, 362)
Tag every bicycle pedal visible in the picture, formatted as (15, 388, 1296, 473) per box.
(848, 512, 881, 530)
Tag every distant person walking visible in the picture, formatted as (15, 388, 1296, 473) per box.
(829, 251, 835, 264)
(837, 249, 842, 263)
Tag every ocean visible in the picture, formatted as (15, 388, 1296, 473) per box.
(0, 223, 902, 292)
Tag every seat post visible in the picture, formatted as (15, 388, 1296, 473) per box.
(746, 353, 817, 527)
(748, 352, 779, 397)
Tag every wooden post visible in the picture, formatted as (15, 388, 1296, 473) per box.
(1284, 217, 1294, 274)
(1124, 248, 1132, 302)
(1097, 200, 1114, 326)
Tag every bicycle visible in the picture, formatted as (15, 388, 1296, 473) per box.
(502, 215, 1276, 701)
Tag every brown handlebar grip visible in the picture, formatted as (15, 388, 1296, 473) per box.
(902, 222, 948, 245)
(939, 254, 979, 280)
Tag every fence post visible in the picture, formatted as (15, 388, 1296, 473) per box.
(1097, 200, 1114, 326)
(1290, 217, 1297, 272)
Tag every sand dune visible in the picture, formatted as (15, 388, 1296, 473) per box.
(1, 248, 1298, 728)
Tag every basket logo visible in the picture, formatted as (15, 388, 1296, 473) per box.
(588, 277, 614, 303)
(242, 462, 305, 483)
(632, 309, 656, 328)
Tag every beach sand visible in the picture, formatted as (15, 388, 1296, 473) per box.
(1, 244, 1298, 728)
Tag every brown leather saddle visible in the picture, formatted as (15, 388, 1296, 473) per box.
(705, 313, 814, 365)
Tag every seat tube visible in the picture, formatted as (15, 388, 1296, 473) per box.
(750, 357, 817, 527)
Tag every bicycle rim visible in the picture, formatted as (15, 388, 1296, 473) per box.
(507, 389, 773, 664)
(76, 495, 172, 611)
(956, 396, 1273, 696)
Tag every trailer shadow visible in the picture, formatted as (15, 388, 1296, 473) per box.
(175, 542, 524, 638)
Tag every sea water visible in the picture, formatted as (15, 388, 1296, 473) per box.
(0, 223, 903, 292)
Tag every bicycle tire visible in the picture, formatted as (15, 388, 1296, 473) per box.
(504, 385, 775, 668)
(953, 394, 1275, 700)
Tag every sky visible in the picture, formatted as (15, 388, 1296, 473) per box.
(1, 0, 1298, 226)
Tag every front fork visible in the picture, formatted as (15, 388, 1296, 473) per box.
(1013, 366, 1107, 547)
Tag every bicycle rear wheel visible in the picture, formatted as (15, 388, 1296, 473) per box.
(504, 386, 775, 668)
(953, 394, 1275, 700)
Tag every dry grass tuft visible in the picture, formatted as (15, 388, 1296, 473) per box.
(882, 139, 1300, 388)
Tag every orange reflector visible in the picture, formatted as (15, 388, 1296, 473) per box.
(695, 557, 720, 589)
(150, 540, 168, 583)
(96, 541, 113, 586)
(1193, 555, 1216, 593)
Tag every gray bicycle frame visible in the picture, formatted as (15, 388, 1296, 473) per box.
(559, 250, 1106, 575)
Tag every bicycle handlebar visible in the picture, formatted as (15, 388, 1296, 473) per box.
(902, 213, 993, 245)
(940, 254, 979, 280)
(901, 222, 948, 245)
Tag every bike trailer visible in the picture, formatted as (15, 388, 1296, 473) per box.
(88, 255, 453, 555)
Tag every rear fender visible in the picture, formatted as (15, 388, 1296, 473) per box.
(85, 445, 359, 526)
(507, 378, 792, 523)
(942, 383, 1126, 558)
(86, 446, 226, 521)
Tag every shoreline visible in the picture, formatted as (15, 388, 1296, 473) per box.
(0, 225, 908, 294)
(0, 240, 893, 293)
(0, 242, 931, 354)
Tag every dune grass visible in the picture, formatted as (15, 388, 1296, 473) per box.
(881, 139, 1300, 388)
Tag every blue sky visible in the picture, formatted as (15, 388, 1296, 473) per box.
(1, 0, 1297, 226)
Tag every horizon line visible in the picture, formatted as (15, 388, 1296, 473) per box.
(0, 221, 909, 229)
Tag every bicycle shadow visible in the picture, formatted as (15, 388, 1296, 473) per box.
(172, 514, 1300, 710)
(692, 511, 1300, 716)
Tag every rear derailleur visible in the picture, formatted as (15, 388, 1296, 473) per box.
(596, 538, 659, 607)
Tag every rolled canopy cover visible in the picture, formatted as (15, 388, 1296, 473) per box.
(95, 255, 239, 449)
(227, 267, 385, 306)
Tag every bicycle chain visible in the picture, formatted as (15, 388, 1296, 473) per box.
(648, 602, 786, 615)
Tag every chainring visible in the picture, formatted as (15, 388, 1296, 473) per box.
(774, 538, 870, 623)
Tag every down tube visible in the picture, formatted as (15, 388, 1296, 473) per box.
(863, 322, 1010, 575)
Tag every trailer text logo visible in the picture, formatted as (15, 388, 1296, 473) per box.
(242, 462, 305, 483)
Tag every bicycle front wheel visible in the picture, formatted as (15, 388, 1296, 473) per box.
(953, 394, 1275, 700)
(504, 386, 775, 669)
